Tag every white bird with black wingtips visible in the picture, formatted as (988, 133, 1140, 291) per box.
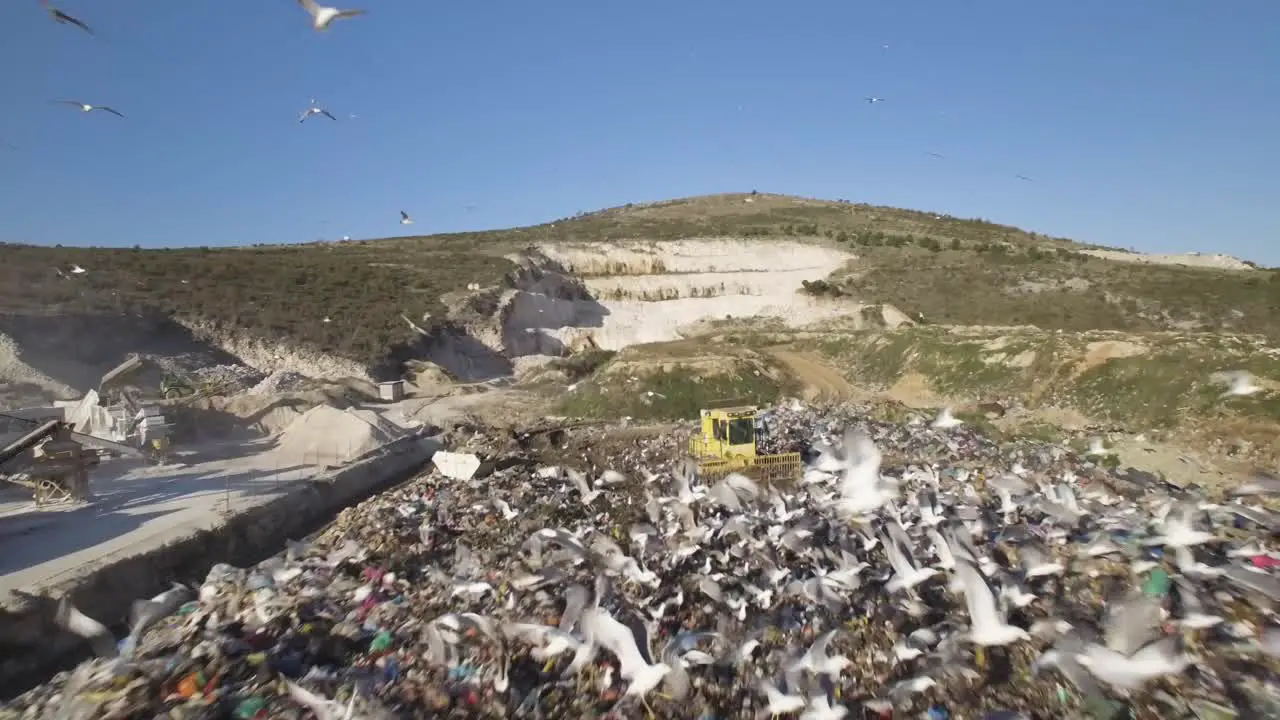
(299, 100, 337, 123)
(297, 0, 366, 31)
(55, 101, 124, 118)
(399, 210, 414, 225)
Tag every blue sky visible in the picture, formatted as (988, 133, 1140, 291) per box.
(1, 1, 1277, 264)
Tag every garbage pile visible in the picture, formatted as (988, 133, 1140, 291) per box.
(6, 402, 1280, 719)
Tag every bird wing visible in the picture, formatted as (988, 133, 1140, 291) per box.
(956, 560, 1004, 635)
(55, 596, 118, 658)
(584, 607, 650, 678)
(565, 468, 593, 497)
(54, 9, 94, 35)
(943, 523, 980, 563)
(1230, 470, 1280, 497)
(321, 109, 337, 121)
(336, 9, 367, 19)
(286, 681, 344, 720)
(1170, 576, 1207, 616)
(297, 0, 322, 17)
(1018, 542, 1049, 571)
(99, 107, 124, 118)
(1102, 592, 1162, 655)
(882, 526, 918, 578)
(558, 584, 589, 632)
(805, 629, 839, 665)
(927, 528, 953, 565)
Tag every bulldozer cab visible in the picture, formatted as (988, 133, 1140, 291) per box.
(692, 406, 760, 460)
(689, 405, 800, 483)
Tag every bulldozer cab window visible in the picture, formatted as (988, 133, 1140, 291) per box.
(712, 419, 727, 441)
(727, 418, 755, 445)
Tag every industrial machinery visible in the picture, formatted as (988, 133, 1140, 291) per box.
(0, 421, 89, 506)
(161, 375, 193, 399)
(688, 405, 802, 482)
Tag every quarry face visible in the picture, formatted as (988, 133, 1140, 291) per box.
(456, 238, 862, 370)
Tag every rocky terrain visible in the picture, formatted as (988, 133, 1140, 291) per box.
(3, 192, 1277, 477)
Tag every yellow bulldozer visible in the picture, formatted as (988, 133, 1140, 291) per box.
(688, 405, 802, 483)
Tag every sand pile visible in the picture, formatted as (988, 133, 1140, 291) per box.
(274, 403, 406, 467)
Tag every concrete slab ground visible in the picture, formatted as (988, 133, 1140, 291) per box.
(0, 387, 504, 609)
(0, 441, 321, 603)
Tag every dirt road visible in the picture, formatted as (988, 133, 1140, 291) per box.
(767, 348, 861, 401)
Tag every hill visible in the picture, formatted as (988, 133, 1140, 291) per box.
(3, 194, 1275, 377)
(3, 192, 1279, 476)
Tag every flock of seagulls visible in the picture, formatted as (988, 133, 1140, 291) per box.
(34, 0, 418, 231)
(35, 404, 1280, 718)
(27, 0, 1042, 227)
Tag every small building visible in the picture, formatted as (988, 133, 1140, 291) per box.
(377, 380, 406, 402)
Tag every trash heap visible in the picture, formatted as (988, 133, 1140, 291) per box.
(5, 401, 1280, 720)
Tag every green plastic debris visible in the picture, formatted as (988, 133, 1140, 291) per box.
(234, 697, 266, 719)
(1142, 567, 1171, 597)
(1082, 692, 1133, 720)
(370, 630, 393, 653)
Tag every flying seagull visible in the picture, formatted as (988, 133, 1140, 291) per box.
(956, 559, 1030, 647)
(299, 103, 337, 123)
(297, 0, 366, 31)
(865, 97, 885, 104)
(1085, 437, 1114, 457)
(1218, 370, 1260, 397)
(931, 407, 962, 430)
(70, 264, 86, 274)
(43, 2, 93, 36)
(54, 101, 124, 118)
(926, 151, 945, 160)
(399, 210, 414, 225)
(1016, 174, 1033, 182)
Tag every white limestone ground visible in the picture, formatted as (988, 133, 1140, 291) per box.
(503, 238, 864, 352)
(0, 394, 437, 603)
(1079, 248, 1257, 271)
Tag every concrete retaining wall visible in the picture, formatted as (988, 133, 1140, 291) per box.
(0, 433, 440, 700)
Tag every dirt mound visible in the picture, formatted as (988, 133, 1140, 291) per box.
(274, 404, 407, 466)
(558, 342, 801, 421)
